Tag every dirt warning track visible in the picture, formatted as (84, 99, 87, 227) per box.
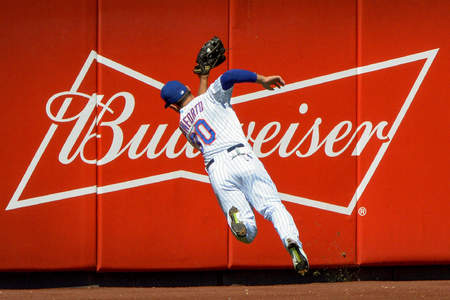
(1, 280, 449, 300)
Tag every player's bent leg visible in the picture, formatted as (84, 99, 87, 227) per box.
(208, 167, 257, 243)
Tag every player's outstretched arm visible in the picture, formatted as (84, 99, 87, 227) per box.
(198, 74, 209, 95)
(219, 69, 285, 91)
(256, 74, 285, 90)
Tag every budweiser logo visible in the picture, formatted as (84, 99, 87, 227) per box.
(45, 90, 389, 164)
(7, 49, 439, 214)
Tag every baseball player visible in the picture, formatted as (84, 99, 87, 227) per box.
(159, 37, 309, 274)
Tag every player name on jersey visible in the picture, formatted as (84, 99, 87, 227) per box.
(179, 101, 204, 135)
(46, 91, 390, 165)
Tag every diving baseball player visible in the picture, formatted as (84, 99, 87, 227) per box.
(160, 37, 309, 274)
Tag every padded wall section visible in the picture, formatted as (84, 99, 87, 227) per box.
(0, 0, 97, 270)
(356, 0, 450, 265)
(228, 0, 358, 268)
(0, 0, 448, 272)
(96, 0, 229, 270)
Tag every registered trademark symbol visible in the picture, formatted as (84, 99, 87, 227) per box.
(358, 207, 367, 216)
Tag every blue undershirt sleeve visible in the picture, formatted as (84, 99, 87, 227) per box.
(220, 69, 257, 90)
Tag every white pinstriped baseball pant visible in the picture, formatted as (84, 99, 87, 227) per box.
(207, 146, 302, 248)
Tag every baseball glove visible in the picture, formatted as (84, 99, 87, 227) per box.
(193, 36, 226, 75)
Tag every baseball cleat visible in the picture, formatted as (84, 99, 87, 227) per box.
(228, 206, 247, 238)
(286, 238, 309, 275)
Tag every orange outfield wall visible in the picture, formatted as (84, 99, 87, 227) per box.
(0, 0, 448, 271)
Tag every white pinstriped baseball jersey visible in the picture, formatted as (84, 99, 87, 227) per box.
(179, 77, 250, 164)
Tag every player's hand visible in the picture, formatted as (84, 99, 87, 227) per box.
(258, 75, 285, 90)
